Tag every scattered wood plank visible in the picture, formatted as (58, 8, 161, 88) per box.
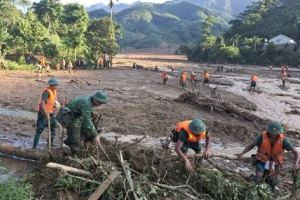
(35, 79, 46, 83)
(88, 171, 121, 200)
(82, 79, 92, 85)
(46, 162, 92, 176)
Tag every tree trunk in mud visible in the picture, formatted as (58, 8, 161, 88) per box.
(0, 142, 47, 160)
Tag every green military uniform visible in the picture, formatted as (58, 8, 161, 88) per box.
(64, 95, 98, 151)
(62, 92, 107, 153)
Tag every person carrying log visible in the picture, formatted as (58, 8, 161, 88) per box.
(235, 121, 300, 191)
(56, 91, 108, 155)
(171, 119, 211, 171)
(33, 78, 64, 149)
(180, 72, 187, 88)
(161, 72, 168, 85)
(1, 61, 8, 73)
(249, 75, 258, 92)
(203, 70, 210, 87)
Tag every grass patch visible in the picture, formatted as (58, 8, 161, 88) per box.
(0, 166, 37, 200)
(7, 61, 35, 70)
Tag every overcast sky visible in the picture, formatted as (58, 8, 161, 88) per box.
(59, 0, 167, 7)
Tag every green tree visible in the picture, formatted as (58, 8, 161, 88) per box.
(32, 0, 63, 38)
(201, 16, 215, 39)
(85, 17, 119, 66)
(62, 3, 89, 61)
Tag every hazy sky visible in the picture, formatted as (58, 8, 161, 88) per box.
(59, 0, 167, 7)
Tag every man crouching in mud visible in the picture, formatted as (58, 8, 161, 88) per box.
(172, 119, 211, 171)
(56, 91, 108, 155)
(235, 121, 300, 191)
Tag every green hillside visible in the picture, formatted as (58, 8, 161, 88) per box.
(88, 2, 232, 49)
(173, 0, 257, 16)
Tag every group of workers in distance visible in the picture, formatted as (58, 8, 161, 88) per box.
(250, 65, 293, 92)
(159, 66, 210, 88)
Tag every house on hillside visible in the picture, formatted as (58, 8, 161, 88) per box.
(263, 34, 297, 51)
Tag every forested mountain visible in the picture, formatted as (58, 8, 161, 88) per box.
(86, 0, 257, 16)
(86, 1, 141, 12)
(88, 2, 232, 48)
(172, 0, 257, 15)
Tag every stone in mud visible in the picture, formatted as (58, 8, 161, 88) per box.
(4, 127, 10, 131)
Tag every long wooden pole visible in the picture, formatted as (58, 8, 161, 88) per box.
(48, 117, 51, 152)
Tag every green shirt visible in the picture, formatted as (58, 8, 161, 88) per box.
(41, 90, 50, 101)
(178, 129, 208, 143)
(66, 95, 98, 138)
(253, 134, 294, 151)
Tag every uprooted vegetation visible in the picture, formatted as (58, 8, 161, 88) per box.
(28, 139, 300, 200)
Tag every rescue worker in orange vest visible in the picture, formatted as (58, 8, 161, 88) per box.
(1, 61, 8, 73)
(203, 70, 210, 87)
(235, 122, 299, 190)
(249, 75, 258, 92)
(191, 72, 197, 85)
(33, 78, 65, 149)
(180, 72, 187, 88)
(162, 72, 168, 85)
(172, 119, 211, 171)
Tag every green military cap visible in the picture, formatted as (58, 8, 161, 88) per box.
(92, 91, 108, 104)
(266, 121, 284, 135)
(189, 119, 206, 135)
(47, 77, 59, 85)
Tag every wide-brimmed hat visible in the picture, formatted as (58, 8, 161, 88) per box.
(266, 121, 284, 135)
(47, 77, 59, 85)
(91, 91, 108, 104)
(189, 119, 206, 135)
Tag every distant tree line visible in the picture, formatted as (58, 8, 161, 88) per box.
(0, 0, 121, 66)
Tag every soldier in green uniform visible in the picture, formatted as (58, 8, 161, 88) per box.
(57, 91, 108, 154)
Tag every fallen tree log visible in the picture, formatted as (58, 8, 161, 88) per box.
(0, 142, 47, 160)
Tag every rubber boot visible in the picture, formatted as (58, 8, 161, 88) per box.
(32, 134, 40, 149)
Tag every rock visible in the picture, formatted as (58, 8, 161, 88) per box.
(4, 127, 10, 131)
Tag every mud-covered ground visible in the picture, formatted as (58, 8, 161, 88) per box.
(0, 54, 300, 197)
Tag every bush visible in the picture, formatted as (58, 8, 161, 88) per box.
(18, 55, 26, 65)
(7, 61, 35, 70)
(0, 166, 36, 200)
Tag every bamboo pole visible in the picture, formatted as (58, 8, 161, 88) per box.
(46, 162, 92, 176)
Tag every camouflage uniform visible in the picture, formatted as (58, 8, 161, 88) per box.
(63, 95, 98, 152)
(33, 111, 56, 148)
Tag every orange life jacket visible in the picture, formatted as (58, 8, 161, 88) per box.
(38, 88, 57, 114)
(1, 62, 5, 67)
(181, 74, 187, 82)
(162, 72, 168, 79)
(175, 120, 206, 143)
(251, 75, 258, 82)
(204, 72, 210, 79)
(56, 63, 60, 68)
(282, 72, 286, 78)
(256, 131, 284, 165)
